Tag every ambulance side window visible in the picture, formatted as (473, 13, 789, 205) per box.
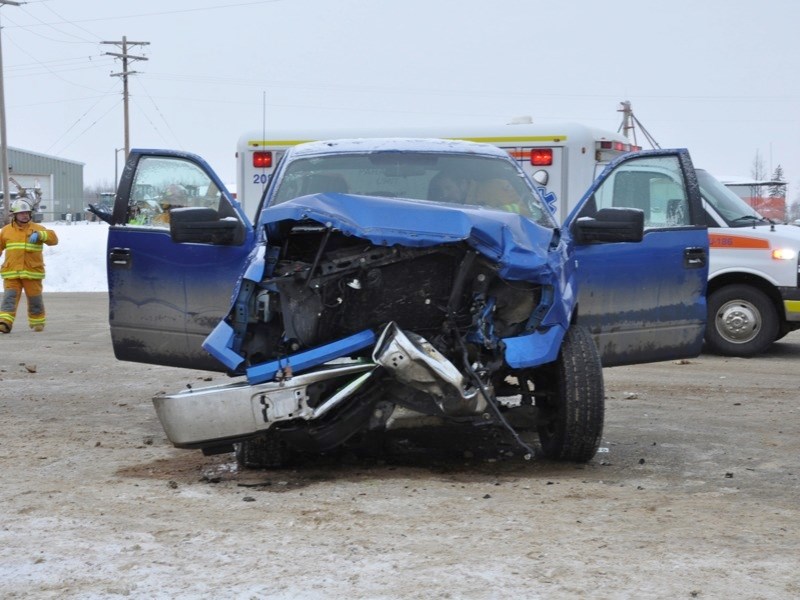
(593, 156, 691, 228)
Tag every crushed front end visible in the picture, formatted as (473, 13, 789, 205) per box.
(152, 192, 581, 463)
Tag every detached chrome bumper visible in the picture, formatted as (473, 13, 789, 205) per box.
(153, 362, 376, 448)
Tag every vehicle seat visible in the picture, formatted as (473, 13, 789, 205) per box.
(666, 198, 689, 226)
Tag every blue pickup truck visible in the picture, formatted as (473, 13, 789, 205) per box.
(96, 138, 708, 467)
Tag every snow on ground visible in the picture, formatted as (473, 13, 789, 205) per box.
(40, 221, 109, 292)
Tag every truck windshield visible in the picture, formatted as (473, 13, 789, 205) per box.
(697, 169, 770, 227)
(270, 151, 556, 228)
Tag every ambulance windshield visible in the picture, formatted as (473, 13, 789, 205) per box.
(697, 169, 770, 227)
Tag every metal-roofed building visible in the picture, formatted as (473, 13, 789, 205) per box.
(3, 147, 84, 222)
(718, 175, 787, 222)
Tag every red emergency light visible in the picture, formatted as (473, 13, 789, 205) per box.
(252, 151, 273, 169)
(530, 148, 553, 166)
(598, 141, 641, 152)
(599, 141, 624, 151)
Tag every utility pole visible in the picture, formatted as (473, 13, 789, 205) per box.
(101, 36, 149, 161)
(0, 0, 21, 223)
(617, 100, 661, 150)
(617, 101, 635, 142)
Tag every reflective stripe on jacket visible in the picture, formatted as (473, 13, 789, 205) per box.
(0, 221, 59, 279)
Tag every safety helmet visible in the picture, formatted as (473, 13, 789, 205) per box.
(161, 184, 188, 210)
(10, 199, 32, 214)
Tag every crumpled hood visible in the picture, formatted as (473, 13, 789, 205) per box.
(260, 192, 561, 280)
(204, 191, 576, 375)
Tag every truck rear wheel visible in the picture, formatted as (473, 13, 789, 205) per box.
(706, 285, 778, 357)
(533, 325, 605, 463)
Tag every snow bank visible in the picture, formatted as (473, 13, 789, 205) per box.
(40, 221, 109, 292)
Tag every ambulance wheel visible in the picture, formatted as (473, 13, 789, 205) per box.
(235, 431, 289, 469)
(706, 285, 778, 357)
(533, 325, 605, 463)
(776, 321, 800, 341)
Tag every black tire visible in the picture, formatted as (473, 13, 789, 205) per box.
(706, 285, 778, 357)
(776, 321, 800, 341)
(235, 431, 289, 469)
(535, 325, 605, 462)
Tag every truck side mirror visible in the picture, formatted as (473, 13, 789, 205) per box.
(88, 203, 113, 224)
(169, 207, 246, 245)
(573, 207, 644, 244)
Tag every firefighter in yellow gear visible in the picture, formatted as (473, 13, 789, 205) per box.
(0, 200, 59, 333)
(475, 178, 529, 216)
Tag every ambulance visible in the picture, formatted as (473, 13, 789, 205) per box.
(235, 121, 800, 357)
(235, 119, 640, 222)
(697, 170, 800, 356)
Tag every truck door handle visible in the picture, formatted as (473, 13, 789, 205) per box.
(683, 246, 706, 269)
(109, 247, 132, 269)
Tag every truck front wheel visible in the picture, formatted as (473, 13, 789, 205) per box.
(533, 325, 605, 463)
(706, 284, 779, 357)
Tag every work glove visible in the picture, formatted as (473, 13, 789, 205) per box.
(28, 231, 39, 243)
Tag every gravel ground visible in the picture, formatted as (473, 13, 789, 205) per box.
(1, 293, 798, 599)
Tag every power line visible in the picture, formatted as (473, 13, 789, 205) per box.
(4, 1, 286, 29)
(46, 84, 121, 155)
(13, 5, 97, 44)
(50, 98, 122, 157)
(134, 78, 183, 150)
(39, 2, 103, 42)
(5, 33, 112, 91)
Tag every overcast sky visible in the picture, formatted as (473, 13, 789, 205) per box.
(2, 0, 798, 199)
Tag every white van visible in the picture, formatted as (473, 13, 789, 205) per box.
(698, 170, 800, 355)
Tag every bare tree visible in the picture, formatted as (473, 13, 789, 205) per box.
(788, 200, 800, 222)
(749, 151, 767, 213)
(751, 150, 767, 180)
